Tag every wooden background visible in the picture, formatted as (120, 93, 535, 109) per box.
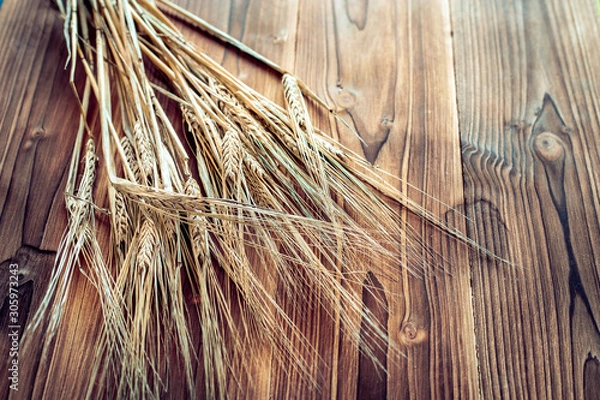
(1, 0, 599, 398)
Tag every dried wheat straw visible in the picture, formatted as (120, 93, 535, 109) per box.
(26, 1, 508, 398)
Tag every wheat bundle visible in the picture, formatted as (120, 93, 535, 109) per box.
(25, 0, 495, 398)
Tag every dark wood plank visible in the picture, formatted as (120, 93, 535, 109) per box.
(0, 1, 102, 399)
(452, 0, 600, 398)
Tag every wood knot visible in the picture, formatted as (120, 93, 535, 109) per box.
(534, 131, 564, 162)
(380, 117, 393, 129)
(31, 127, 45, 138)
(23, 126, 45, 150)
(399, 321, 427, 346)
(336, 90, 356, 109)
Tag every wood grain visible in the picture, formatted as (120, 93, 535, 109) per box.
(452, 0, 600, 398)
(0, 0, 598, 398)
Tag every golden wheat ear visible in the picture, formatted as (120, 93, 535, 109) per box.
(26, 0, 509, 398)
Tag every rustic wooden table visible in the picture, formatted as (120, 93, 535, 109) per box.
(1, 0, 599, 398)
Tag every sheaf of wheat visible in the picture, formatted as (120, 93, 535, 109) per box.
(24, 0, 500, 398)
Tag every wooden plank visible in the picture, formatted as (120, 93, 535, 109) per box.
(0, 1, 102, 399)
(452, 0, 600, 398)
(295, 0, 480, 398)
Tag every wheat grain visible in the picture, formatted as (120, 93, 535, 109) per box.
(113, 190, 129, 245)
(133, 122, 155, 184)
(184, 176, 209, 257)
(243, 153, 265, 179)
(120, 135, 141, 182)
(221, 128, 242, 181)
(316, 136, 346, 159)
(136, 216, 158, 273)
(282, 74, 309, 132)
